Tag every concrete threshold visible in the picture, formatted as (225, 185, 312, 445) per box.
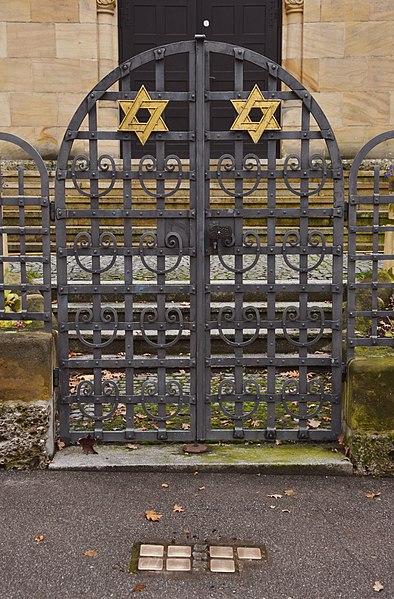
(49, 443, 353, 475)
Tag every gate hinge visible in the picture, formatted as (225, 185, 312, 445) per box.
(50, 201, 56, 221)
(53, 367, 60, 388)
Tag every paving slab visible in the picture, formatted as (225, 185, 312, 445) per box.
(49, 442, 353, 475)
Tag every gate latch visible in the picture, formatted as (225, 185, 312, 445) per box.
(207, 222, 233, 251)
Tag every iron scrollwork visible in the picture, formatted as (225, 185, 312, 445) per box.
(75, 306, 119, 348)
(140, 307, 183, 348)
(138, 154, 183, 199)
(217, 230, 260, 273)
(283, 153, 327, 197)
(71, 154, 116, 198)
(281, 377, 325, 421)
(282, 229, 326, 273)
(139, 231, 183, 274)
(216, 153, 262, 197)
(217, 378, 261, 420)
(282, 305, 325, 347)
(73, 231, 118, 274)
(76, 379, 120, 420)
(217, 306, 260, 347)
(141, 380, 186, 421)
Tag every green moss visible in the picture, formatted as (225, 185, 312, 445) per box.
(349, 433, 394, 476)
(129, 542, 141, 574)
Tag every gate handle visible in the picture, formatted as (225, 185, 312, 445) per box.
(207, 222, 233, 242)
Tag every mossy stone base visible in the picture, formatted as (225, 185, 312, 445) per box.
(0, 331, 54, 402)
(344, 352, 394, 476)
(0, 402, 51, 469)
(349, 433, 394, 477)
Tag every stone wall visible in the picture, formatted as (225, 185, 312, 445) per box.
(0, 1, 393, 159)
(0, 0, 118, 159)
(283, 0, 394, 157)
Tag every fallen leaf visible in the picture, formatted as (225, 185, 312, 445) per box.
(132, 583, 146, 593)
(275, 439, 282, 446)
(198, 486, 206, 491)
(178, 369, 186, 375)
(373, 581, 384, 592)
(307, 419, 321, 429)
(365, 492, 381, 499)
(181, 423, 190, 430)
(56, 439, 65, 450)
(173, 504, 184, 513)
(183, 526, 190, 537)
(34, 535, 45, 543)
(267, 494, 283, 499)
(270, 505, 276, 509)
(79, 435, 98, 455)
(161, 483, 169, 488)
(83, 550, 97, 557)
(284, 489, 295, 497)
(338, 433, 344, 445)
(145, 510, 162, 522)
(126, 444, 139, 451)
(284, 370, 299, 378)
(193, 471, 199, 476)
(282, 509, 291, 513)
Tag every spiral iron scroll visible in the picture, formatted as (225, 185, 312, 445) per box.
(281, 378, 324, 420)
(71, 154, 116, 198)
(73, 231, 117, 274)
(141, 380, 185, 421)
(139, 231, 183, 274)
(217, 378, 260, 420)
(75, 307, 118, 348)
(282, 306, 325, 347)
(138, 154, 183, 199)
(282, 230, 326, 273)
(283, 154, 327, 197)
(216, 154, 262, 197)
(218, 230, 260, 274)
(217, 306, 260, 347)
(76, 379, 119, 420)
(140, 307, 183, 348)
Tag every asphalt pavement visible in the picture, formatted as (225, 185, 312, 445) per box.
(0, 471, 392, 599)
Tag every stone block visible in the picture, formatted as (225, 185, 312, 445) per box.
(0, 93, 11, 126)
(32, 59, 82, 92)
(312, 92, 343, 128)
(368, 58, 394, 89)
(31, 0, 79, 23)
(0, 331, 54, 402)
(0, 0, 31, 22)
(7, 23, 56, 58)
(57, 93, 85, 126)
(80, 59, 100, 90)
(303, 0, 321, 23)
(11, 93, 58, 127)
(0, 59, 33, 92)
(321, 0, 369, 22)
(0, 23, 7, 58)
(55, 23, 98, 60)
(319, 58, 367, 91)
(302, 58, 320, 92)
(369, 0, 394, 21)
(345, 22, 393, 57)
(343, 92, 390, 126)
(303, 23, 345, 59)
(79, 0, 98, 23)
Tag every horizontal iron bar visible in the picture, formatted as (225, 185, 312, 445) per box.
(66, 430, 193, 442)
(68, 131, 193, 141)
(0, 284, 50, 292)
(0, 227, 50, 235)
(349, 195, 394, 204)
(63, 358, 194, 368)
(348, 338, 394, 347)
(0, 196, 49, 206)
(98, 91, 191, 101)
(206, 131, 324, 140)
(208, 283, 340, 293)
(62, 395, 194, 404)
(206, 208, 338, 218)
(58, 247, 195, 257)
(208, 356, 333, 367)
(0, 312, 50, 320)
(59, 209, 194, 219)
(58, 284, 193, 294)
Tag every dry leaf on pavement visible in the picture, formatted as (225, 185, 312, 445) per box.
(198, 486, 206, 491)
(284, 489, 295, 496)
(373, 581, 384, 592)
(132, 583, 146, 593)
(56, 439, 65, 450)
(307, 419, 321, 429)
(83, 550, 97, 557)
(161, 483, 169, 488)
(282, 509, 291, 513)
(79, 435, 98, 455)
(145, 510, 162, 522)
(34, 535, 45, 543)
(126, 444, 139, 451)
(365, 492, 381, 499)
(173, 504, 184, 513)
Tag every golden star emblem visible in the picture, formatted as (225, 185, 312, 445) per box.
(230, 85, 281, 143)
(117, 85, 169, 145)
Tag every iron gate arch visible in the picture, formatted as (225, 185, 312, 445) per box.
(56, 37, 344, 443)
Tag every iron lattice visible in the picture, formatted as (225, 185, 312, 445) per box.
(55, 38, 344, 443)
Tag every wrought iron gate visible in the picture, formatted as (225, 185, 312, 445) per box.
(56, 37, 344, 443)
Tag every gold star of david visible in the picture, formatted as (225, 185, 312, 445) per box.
(230, 85, 281, 143)
(117, 85, 169, 145)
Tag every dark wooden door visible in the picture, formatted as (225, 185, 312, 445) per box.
(118, 0, 281, 155)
